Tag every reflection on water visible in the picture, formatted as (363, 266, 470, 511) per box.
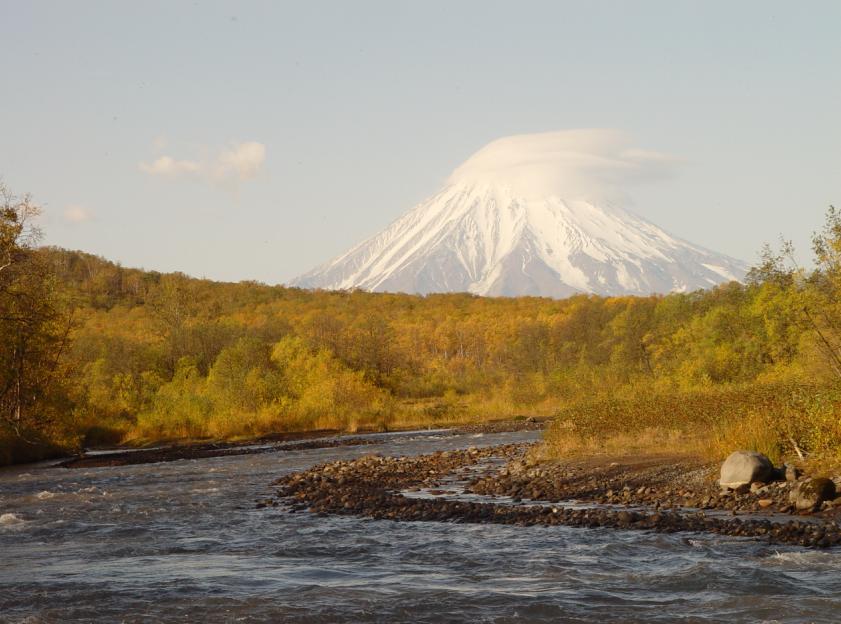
(2, 430, 841, 623)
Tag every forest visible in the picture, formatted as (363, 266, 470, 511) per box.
(2, 185, 841, 466)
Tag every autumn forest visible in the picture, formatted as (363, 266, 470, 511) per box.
(3, 186, 841, 467)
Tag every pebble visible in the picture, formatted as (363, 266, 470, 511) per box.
(268, 444, 841, 549)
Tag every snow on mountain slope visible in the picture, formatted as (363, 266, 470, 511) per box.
(292, 131, 748, 297)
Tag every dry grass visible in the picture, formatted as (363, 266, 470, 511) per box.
(541, 381, 841, 464)
(539, 426, 707, 461)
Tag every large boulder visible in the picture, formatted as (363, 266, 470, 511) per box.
(719, 451, 774, 489)
(790, 477, 836, 512)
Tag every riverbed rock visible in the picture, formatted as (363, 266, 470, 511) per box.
(270, 442, 841, 549)
(784, 463, 801, 482)
(719, 451, 774, 489)
(790, 478, 837, 512)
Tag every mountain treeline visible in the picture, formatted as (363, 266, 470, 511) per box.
(2, 185, 840, 465)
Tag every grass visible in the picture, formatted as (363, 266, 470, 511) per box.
(537, 426, 707, 460)
(541, 380, 841, 468)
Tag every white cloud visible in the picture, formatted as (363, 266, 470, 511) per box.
(214, 141, 266, 181)
(139, 155, 202, 177)
(63, 205, 94, 223)
(449, 129, 679, 202)
(139, 141, 266, 185)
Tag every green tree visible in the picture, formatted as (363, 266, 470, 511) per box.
(0, 186, 71, 439)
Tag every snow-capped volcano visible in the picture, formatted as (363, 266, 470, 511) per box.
(292, 130, 747, 297)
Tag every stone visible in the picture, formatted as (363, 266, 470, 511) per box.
(790, 477, 837, 512)
(768, 466, 786, 481)
(758, 498, 774, 508)
(719, 451, 774, 489)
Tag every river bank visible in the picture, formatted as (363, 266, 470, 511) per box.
(58, 417, 548, 469)
(271, 443, 841, 549)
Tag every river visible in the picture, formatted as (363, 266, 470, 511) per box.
(2, 429, 841, 623)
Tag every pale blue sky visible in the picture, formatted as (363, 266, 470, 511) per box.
(1, 1, 838, 283)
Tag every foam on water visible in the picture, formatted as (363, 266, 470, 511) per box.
(766, 549, 841, 567)
(0, 512, 25, 527)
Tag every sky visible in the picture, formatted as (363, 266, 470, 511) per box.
(1, 0, 839, 284)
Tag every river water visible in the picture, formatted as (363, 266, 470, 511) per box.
(2, 429, 841, 623)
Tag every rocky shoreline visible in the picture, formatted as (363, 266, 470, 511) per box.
(267, 443, 841, 549)
(469, 453, 833, 517)
(59, 434, 381, 469)
(451, 417, 548, 434)
(59, 418, 548, 469)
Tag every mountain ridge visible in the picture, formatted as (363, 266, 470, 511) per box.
(292, 132, 748, 297)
